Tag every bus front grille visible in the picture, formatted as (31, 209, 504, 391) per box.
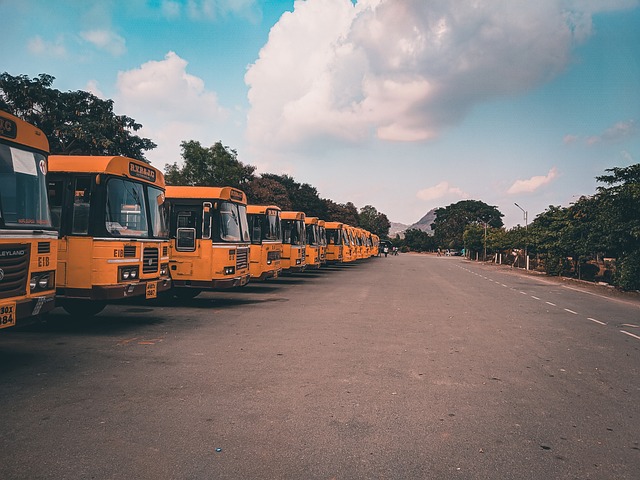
(236, 247, 249, 270)
(267, 250, 281, 261)
(0, 244, 30, 299)
(143, 247, 159, 273)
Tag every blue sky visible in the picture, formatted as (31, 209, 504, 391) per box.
(2, 0, 639, 227)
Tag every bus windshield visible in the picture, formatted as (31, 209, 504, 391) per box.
(326, 229, 342, 245)
(218, 201, 249, 243)
(0, 144, 52, 229)
(105, 178, 169, 239)
(264, 210, 281, 241)
(282, 219, 305, 246)
(306, 224, 319, 246)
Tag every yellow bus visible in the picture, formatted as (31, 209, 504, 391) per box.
(304, 216, 321, 269)
(0, 111, 57, 328)
(47, 155, 171, 315)
(324, 221, 345, 263)
(317, 219, 327, 265)
(247, 204, 282, 281)
(342, 225, 357, 263)
(165, 186, 250, 298)
(371, 233, 380, 257)
(280, 211, 306, 273)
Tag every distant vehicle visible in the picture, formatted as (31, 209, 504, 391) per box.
(446, 249, 461, 256)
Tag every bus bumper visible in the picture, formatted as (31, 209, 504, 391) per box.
(2, 294, 56, 329)
(172, 273, 250, 290)
(57, 278, 172, 301)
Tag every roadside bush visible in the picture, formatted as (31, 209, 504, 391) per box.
(578, 263, 599, 282)
(617, 251, 640, 291)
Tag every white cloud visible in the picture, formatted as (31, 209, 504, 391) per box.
(84, 80, 105, 99)
(586, 119, 638, 145)
(507, 167, 558, 195)
(416, 181, 467, 201)
(246, 0, 612, 153)
(115, 51, 229, 168)
(27, 35, 67, 57)
(80, 29, 126, 56)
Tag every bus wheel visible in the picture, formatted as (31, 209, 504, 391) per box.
(61, 300, 107, 317)
(173, 288, 201, 299)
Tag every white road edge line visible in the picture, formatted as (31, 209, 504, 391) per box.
(588, 317, 607, 325)
(531, 296, 540, 300)
(564, 308, 578, 315)
(520, 291, 527, 295)
(546, 302, 556, 306)
(621, 330, 640, 340)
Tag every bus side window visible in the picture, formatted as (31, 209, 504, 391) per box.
(47, 179, 64, 230)
(72, 177, 91, 234)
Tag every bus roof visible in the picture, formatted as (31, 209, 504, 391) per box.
(247, 204, 281, 214)
(304, 216, 319, 225)
(324, 221, 344, 229)
(280, 211, 305, 221)
(49, 155, 165, 186)
(165, 185, 247, 204)
(0, 110, 49, 153)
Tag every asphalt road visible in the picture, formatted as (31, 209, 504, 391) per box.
(1, 254, 639, 479)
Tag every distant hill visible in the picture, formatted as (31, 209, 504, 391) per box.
(388, 208, 437, 238)
(408, 208, 437, 234)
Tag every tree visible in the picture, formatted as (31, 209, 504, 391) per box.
(324, 200, 359, 225)
(244, 176, 292, 210)
(261, 174, 326, 217)
(358, 205, 391, 237)
(403, 228, 435, 252)
(595, 163, 640, 290)
(0, 72, 156, 160)
(164, 140, 256, 188)
(432, 200, 503, 250)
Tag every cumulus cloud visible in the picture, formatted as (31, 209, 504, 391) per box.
(245, 0, 616, 152)
(507, 167, 558, 195)
(27, 35, 66, 57)
(417, 181, 468, 201)
(115, 51, 228, 167)
(80, 29, 126, 56)
(84, 80, 105, 99)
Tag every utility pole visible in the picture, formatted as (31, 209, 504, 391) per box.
(514, 203, 528, 269)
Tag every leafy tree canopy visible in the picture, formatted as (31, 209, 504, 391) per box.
(164, 140, 256, 188)
(324, 200, 359, 226)
(432, 200, 503, 249)
(0, 72, 156, 161)
(244, 176, 292, 210)
(359, 205, 391, 238)
(261, 174, 326, 218)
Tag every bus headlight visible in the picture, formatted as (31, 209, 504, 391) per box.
(29, 271, 55, 292)
(160, 264, 168, 276)
(119, 266, 140, 282)
(38, 275, 50, 289)
(224, 266, 235, 275)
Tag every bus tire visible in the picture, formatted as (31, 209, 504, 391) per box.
(61, 300, 107, 317)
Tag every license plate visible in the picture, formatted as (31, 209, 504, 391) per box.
(145, 281, 157, 299)
(0, 301, 17, 329)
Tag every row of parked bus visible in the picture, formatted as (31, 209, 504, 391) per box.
(0, 110, 380, 329)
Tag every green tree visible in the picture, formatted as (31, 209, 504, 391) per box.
(244, 176, 292, 210)
(403, 228, 435, 252)
(164, 140, 256, 188)
(432, 200, 503, 250)
(595, 163, 640, 289)
(261, 174, 326, 217)
(0, 72, 156, 160)
(358, 205, 391, 237)
(324, 200, 359, 225)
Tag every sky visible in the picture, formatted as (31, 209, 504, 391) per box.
(2, 0, 639, 227)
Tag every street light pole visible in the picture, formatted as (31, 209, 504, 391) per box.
(514, 203, 528, 268)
